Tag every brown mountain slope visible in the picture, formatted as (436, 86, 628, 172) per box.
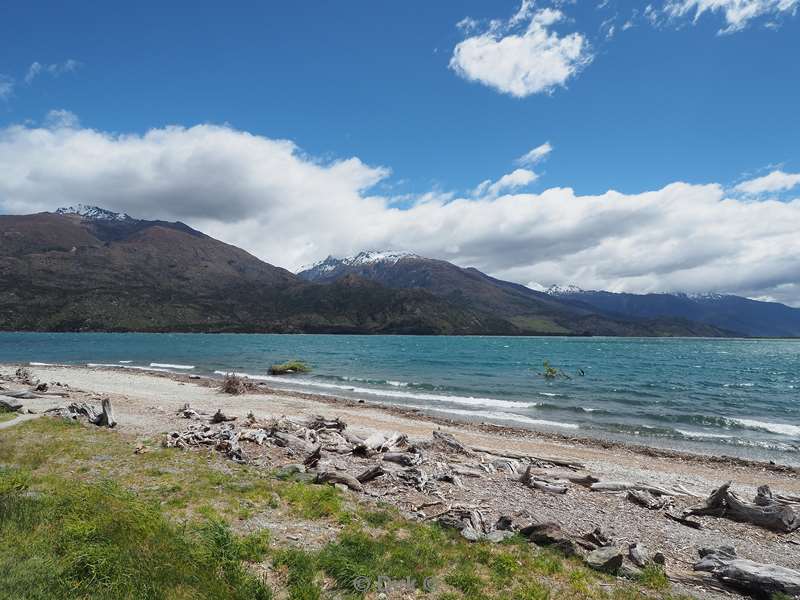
(0, 209, 515, 334)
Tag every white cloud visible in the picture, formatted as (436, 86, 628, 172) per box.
(25, 59, 82, 84)
(515, 142, 553, 166)
(450, 4, 593, 98)
(734, 170, 800, 194)
(1, 118, 800, 306)
(43, 109, 80, 129)
(0, 75, 14, 101)
(664, 0, 799, 32)
(473, 168, 539, 197)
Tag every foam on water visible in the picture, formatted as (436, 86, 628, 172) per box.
(213, 370, 535, 409)
(733, 419, 800, 437)
(88, 363, 172, 373)
(150, 362, 195, 370)
(405, 404, 580, 429)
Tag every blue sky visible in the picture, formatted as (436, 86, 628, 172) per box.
(1, 1, 799, 303)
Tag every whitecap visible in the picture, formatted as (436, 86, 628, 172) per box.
(405, 405, 580, 429)
(213, 370, 534, 409)
(88, 363, 171, 373)
(733, 419, 800, 437)
(676, 429, 733, 440)
(150, 363, 195, 370)
(29, 361, 55, 366)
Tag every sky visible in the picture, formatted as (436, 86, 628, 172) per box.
(1, 0, 799, 304)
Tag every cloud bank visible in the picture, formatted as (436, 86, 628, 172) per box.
(1, 119, 799, 306)
(664, 0, 799, 32)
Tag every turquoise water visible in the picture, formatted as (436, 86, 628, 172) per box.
(2, 333, 798, 464)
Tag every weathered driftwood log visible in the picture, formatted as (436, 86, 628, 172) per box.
(520, 466, 568, 494)
(211, 409, 236, 424)
(715, 560, 800, 596)
(684, 481, 800, 533)
(627, 489, 669, 510)
(521, 468, 599, 487)
(432, 430, 471, 454)
(0, 396, 24, 412)
(382, 452, 422, 467)
(590, 481, 679, 496)
(315, 470, 363, 492)
(271, 431, 316, 454)
(306, 415, 346, 432)
(356, 465, 387, 484)
(303, 445, 322, 468)
(92, 398, 116, 428)
(628, 543, 650, 568)
(470, 445, 585, 470)
(665, 511, 703, 530)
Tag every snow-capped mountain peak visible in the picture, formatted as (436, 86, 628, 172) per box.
(299, 250, 419, 274)
(55, 205, 132, 222)
(546, 284, 585, 296)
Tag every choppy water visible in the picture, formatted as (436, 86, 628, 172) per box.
(2, 333, 798, 464)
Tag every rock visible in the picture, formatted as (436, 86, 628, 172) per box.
(485, 530, 515, 543)
(460, 525, 482, 542)
(495, 515, 515, 531)
(586, 546, 623, 574)
(583, 526, 612, 548)
(715, 559, 800, 596)
(628, 543, 650, 568)
(520, 522, 580, 557)
(653, 552, 666, 566)
(618, 563, 643, 580)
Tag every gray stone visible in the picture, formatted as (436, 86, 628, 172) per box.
(586, 546, 624, 574)
(628, 543, 650, 568)
(485, 530, 515, 543)
(460, 525, 482, 542)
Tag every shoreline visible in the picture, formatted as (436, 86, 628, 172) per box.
(11, 362, 797, 475)
(3, 363, 800, 599)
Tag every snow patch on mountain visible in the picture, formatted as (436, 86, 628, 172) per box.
(299, 250, 419, 274)
(546, 284, 586, 296)
(56, 205, 132, 222)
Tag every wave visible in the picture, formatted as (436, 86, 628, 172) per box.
(29, 361, 56, 366)
(118, 360, 133, 364)
(733, 419, 800, 437)
(88, 363, 172, 373)
(405, 405, 580, 429)
(213, 370, 535, 409)
(675, 429, 733, 440)
(150, 362, 195, 370)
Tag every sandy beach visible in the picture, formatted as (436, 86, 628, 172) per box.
(2, 363, 799, 598)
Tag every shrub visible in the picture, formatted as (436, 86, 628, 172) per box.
(268, 361, 311, 376)
(220, 373, 257, 395)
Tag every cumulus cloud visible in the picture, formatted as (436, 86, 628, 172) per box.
(473, 169, 539, 197)
(450, 4, 593, 97)
(664, 0, 799, 32)
(515, 142, 553, 166)
(1, 119, 799, 305)
(734, 170, 800, 194)
(25, 59, 82, 84)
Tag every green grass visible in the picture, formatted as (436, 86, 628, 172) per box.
(0, 412, 17, 423)
(267, 360, 311, 375)
(0, 468, 271, 599)
(638, 564, 670, 591)
(0, 418, 699, 600)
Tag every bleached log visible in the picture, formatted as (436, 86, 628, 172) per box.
(470, 445, 585, 470)
(520, 465, 568, 494)
(316, 470, 364, 492)
(0, 396, 23, 412)
(210, 409, 236, 424)
(590, 481, 680, 496)
(91, 398, 116, 428)
(684, 481, 800, 533)
(627, 489, 669, 510)
(383, 452, 422, 467)
(432, 430, 471, 454)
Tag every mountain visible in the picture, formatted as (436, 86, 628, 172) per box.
(0, 208, 515, 334)
(546, 287, 800, 338)
(298, 252, 731, 337)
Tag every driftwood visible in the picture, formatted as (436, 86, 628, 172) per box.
(356, 465, 387, 484)
(520, 466, 568, 494)
(590, 481, 680, 496)
(684, 482, 800, 533)
(665, 511, 703, 530)
(211, 409, 236, 424)
(627, 489, 670, 510)
(470, 445, 584, 470)
(45, 399, 116, 428)
(94, 398, 116, 428)
(306, 415, 346, 432)
(303, 445, 322, 468)
(694, 547, 800, 596)
(432, 430, 472, 454)
(315, 470, 364, 492)
(382, 452, 422, 467)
